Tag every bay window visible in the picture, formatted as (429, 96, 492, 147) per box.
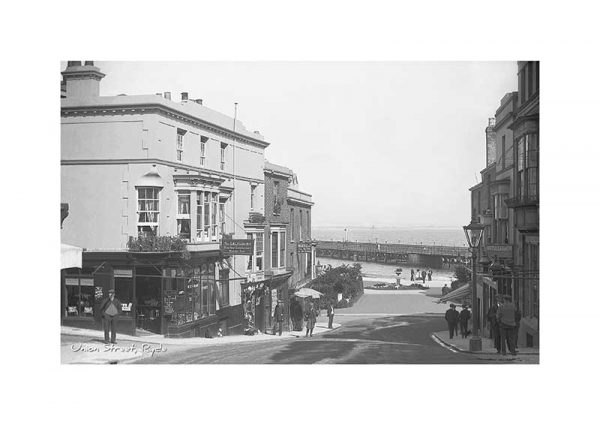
(246, 232, 264, 272)
(177, 192, 191, 240)
(211, 193, 218, 240)
(271, 230, 286, 269)
(137, 187, 160, 236)
(516, 133, 539, 201)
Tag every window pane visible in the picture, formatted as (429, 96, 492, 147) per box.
(280, 232, 285, 268)
(272, 232, 278, 267)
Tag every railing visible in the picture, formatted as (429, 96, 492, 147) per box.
(315, 240, 469, 257)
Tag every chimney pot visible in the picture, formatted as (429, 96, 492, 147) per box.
(181, 92, 188, 101)
(67, 61, 82, 67)
(164, 92, 171, 100)
(84, 61, 94, 66)
(195, 99, 203, 105)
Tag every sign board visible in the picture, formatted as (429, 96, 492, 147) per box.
(486, 244, 513, 259)
(80, 278, 94, 287)
(221, 239, 254, 255)
(271, 289, 278, 316)
(297, 241, 312, 253)
(114, 269, 133, 278)
(65, 278, 78, 286)
(163, 290, 177, 315)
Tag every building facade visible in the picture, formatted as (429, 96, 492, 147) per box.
(61, 61, 270, 337)
(468, 62, 539, 348)
(240, 161, 314, 334)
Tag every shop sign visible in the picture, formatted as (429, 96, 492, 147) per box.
(80, 278, 94, 287)
(486, 244, 513, 259)
(297, 241, 312, 253)
(114, 269, 133, 278)
(163, 290, 177, 315)
(271, 289, 278, 316)
(65, 278, 78, 286)
(221, 239, 254, 255)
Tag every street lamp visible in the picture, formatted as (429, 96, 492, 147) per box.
(463, 218, 485, 351)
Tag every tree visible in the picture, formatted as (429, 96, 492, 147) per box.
(308, 263, 364, 308)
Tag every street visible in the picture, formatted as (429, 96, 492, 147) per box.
(130, 289, 505, 364)
(135, 314, 489, 364)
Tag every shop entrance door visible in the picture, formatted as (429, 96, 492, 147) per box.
(136, 269, 162, 334)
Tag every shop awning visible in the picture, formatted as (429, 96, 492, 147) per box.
(61, 243, 83, 269)
(440, 283, 471, 303)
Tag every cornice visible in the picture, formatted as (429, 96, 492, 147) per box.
(286, 197, 314, 207)
(61, 102, 270, 149)
(61, 158, 264, 185)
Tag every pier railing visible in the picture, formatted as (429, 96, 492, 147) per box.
(315, 240, 469, 257)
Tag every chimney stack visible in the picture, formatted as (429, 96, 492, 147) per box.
(62, 60, 105, 99)
(181, 92, 188, 102)
(194, 99, 203, 105)
(164, 92, 171, 100)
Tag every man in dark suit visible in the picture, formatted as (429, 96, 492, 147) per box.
(100, 289, 122, 344)
(327, 302, 335, 329)
(497, 295, 517, 356)
(445, 304, 459, 339)
(272, 301, 284, 336)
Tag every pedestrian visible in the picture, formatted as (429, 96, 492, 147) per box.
(421, 270, 427, 283)
(487, 296, 501, 353)
(444, 304, 460, 339)
(496, 295, 517, 356)
(272, 300, 284, 336)
(99, 289, 122, 344)
(428, 269, 432, 281)
(514, 303, 522, 350)
(304, 298, 317, 337)
(411, 269, 415, 281)
(327, 302, 335, 329)
(458, 304, 471, 338)
(441, 284, 449, 296)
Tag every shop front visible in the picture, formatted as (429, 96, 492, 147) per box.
(241, 272, 291, 335)
(61, 250, 238, 338)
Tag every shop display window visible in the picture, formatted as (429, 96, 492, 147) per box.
(65, 276, 94, 317)
(115, 277, 133, 317)
(164, 263, 216, 326)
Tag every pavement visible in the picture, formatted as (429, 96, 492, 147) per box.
(431, 330, 539, 363)
(61, 319, 340, 364)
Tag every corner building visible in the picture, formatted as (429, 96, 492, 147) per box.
(61, 61, 268, 337)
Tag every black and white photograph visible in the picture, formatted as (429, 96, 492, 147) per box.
(59, 61, 539, 365)
(4, 1, 600, 424)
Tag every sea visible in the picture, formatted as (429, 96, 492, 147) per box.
(313, 226, 464, 288)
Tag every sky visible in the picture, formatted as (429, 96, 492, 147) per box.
(78, 61, 517, 228)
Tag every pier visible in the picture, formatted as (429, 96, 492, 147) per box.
(315, 240, 469, 268)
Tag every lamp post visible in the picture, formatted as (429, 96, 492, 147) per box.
(463, 218, 485, 352)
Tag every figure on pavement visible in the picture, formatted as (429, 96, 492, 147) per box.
(421, 270, 427, 283)
(304, 298, 317, 337)
(458, 304, 471, 338)
(442, 284, 449, 296)
(487, 296, 501, 353)
(496, 295, 517, 355)
(327, 302, 335, 329)
(273, 300, 285, 336)
(444, 303, 460, 339)
(99, 289, 122, 344)
(514, 303, 522, 350)
(428, 269, 433, 281)
(411, 269, 415, 281)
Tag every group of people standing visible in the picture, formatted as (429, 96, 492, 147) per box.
(410, 269, 433, 283)
(488, 295, 522, 356)
(444, 303, 471, 339)
(444, 294, 522, 355)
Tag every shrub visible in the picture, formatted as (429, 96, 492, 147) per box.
(454, 265, 471, 284)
